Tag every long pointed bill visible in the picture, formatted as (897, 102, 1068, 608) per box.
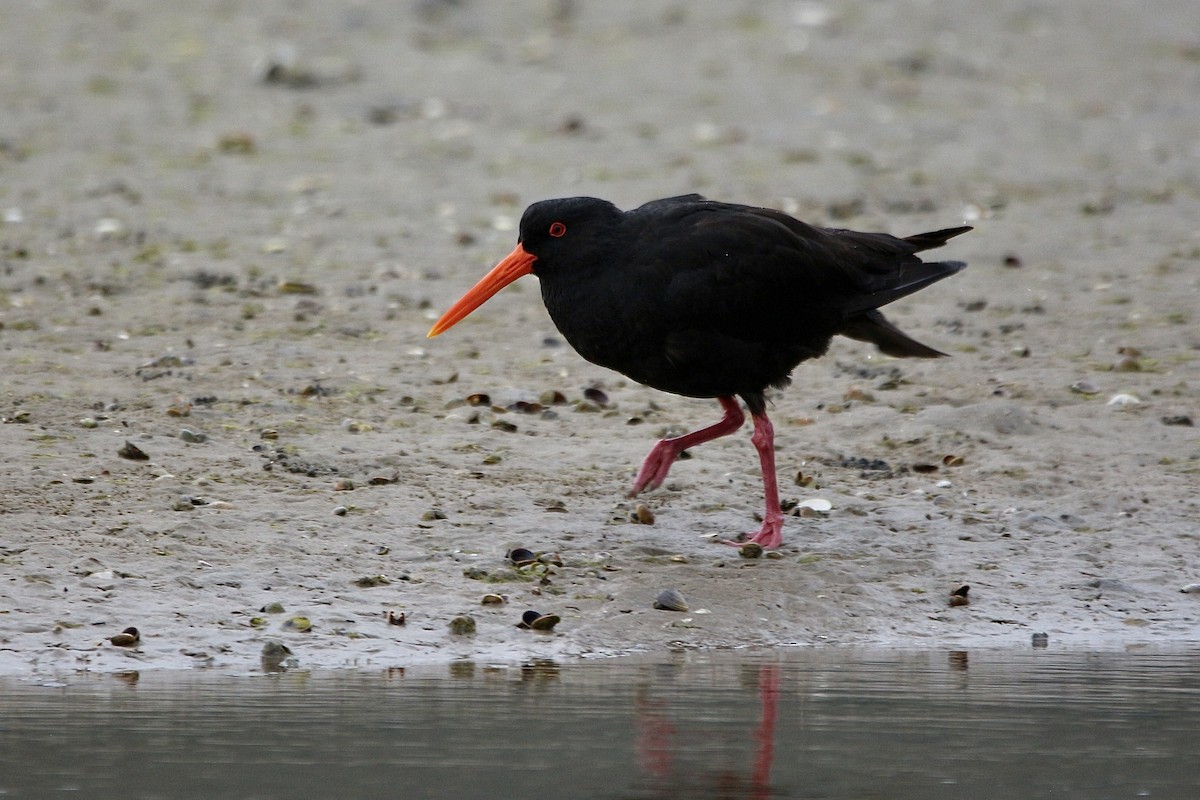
(427, 244, 537, 337)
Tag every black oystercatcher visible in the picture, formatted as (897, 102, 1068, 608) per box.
(428, 195, 969, 548)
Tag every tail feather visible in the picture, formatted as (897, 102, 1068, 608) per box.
(840, 309, 948, 359)
(903, 226, 973, 252)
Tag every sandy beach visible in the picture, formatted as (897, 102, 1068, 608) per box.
(1, 0, 1198, 675)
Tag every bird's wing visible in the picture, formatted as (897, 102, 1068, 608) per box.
(634, 203, 964, 326)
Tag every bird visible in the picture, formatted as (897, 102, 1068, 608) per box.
(428, 194, 969, 548)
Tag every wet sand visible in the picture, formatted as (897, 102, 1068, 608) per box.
(1, 1, 1198, 674)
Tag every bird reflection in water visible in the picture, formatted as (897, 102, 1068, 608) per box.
(633, 664, 782, 799)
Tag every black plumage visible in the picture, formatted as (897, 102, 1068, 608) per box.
(429, 194, 969, 547)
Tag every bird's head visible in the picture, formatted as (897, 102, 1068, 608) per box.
(427, 197, 620, 337)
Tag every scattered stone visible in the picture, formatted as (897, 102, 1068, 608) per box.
(448, 615, 476, 635)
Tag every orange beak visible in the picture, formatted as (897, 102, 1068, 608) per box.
(427, 243, 537, 337)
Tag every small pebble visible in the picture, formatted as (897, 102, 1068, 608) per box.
(179, 428, 207, 443)
(448, 615, 476, 635)
(1031, 632, 1049, 648)
(333, 505, 348, 516)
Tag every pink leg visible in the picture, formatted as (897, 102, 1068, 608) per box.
(628, 396, 744, 497)
(726, 411, 785, 549)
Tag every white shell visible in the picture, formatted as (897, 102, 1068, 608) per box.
(796, 498, 832, 512)
(1107, 393, 1141, 406)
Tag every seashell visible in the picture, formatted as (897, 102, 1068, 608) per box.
(942, 454, 965, 467)
(529, 613, 560, 631)
(465, 393, 491, 406)
(507, 548, 536, 566)
(738, 542, 763, 559)
(632, 503, 655, 525)
(387, 611, 406, 626)
(448, 615, 476, 635)
(537, 552, 564, 567)
(260, 641, 294, 673)
(261, 641, 292, 659)
(1031, 632, 1049, 648)
(517, 610, 560, 630)
(796, 498, 832, 513)
(507, 400, 544, 414)
(653, 588, 688, 612)
(583, 386, 609, 406)
(283, 616, 312, 632)
(949, 585, 970, 607)
(118, 441, 149, 461)
(539, 390, 568, 405)
(481, 593, 506, 605)
(1180, 583, 1200, 594)
(109, 627, 140, 647)
(261, 602, 285, 614)
(1069, 380, 1100, 395)
(1106, 393, 1140, 407)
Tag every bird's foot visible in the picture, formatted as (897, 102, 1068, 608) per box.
(722, 513, 785, 550)
(627, 439, 682, 497)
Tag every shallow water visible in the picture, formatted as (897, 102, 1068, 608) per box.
(1, 649, 1196, 799)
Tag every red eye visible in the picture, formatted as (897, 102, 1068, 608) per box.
(548, 221, 567, 237)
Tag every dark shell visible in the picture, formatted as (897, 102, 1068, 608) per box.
(517, 610, 560, 630)
(653, 588, 688, 612)
(507, 548, 536, 566)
